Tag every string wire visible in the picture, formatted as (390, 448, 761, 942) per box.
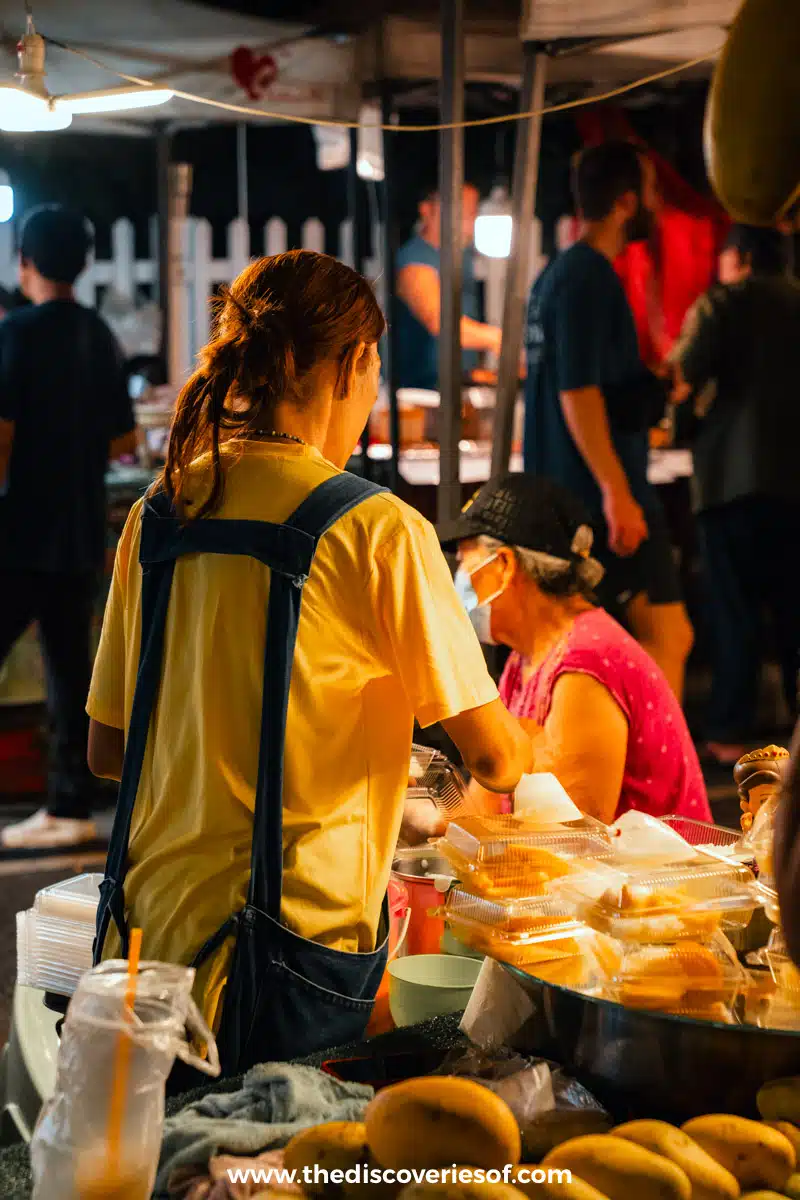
(45, 35, 716, 133)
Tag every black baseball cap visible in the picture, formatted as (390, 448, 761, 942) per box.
(437, 473, 597, 562)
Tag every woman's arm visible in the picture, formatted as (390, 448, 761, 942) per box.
(537, 673, 628, 824)
(441, 698, 533, 794)
(88, 718, 125, 781)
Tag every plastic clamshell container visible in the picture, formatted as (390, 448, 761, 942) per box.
(440, 887, 588, 967)
(436, 813, 613, 899)
(33, 873, 102, 924)
(659, 816, 744, 860)
(408, 746, 468, 816)
(764, 927, 800, 997)
(574, 859, 758, 943)
(16, 908, 95, 995)
(610, 933, 746, 1021)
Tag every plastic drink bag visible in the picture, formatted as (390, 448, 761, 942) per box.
(30, 960, 219, 1199)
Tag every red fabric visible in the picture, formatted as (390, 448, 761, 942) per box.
(499, 608, 710, 822)
(574, 110, 730, 362)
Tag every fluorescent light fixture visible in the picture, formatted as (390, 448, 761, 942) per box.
(475, 184, 512, 258)
(58, 87, 174, 116)
(0, 183, 13, 223)
(0, 85, 72, 132)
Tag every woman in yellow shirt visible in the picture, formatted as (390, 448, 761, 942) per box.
(87, 250, 530, 1076)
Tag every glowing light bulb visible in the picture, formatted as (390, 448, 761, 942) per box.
(0, 86, 72, 132)
(58, 88, 174, 116)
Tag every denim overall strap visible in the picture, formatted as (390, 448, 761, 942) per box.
(95, 488, 318, 961)
(248, 472, 387, 919)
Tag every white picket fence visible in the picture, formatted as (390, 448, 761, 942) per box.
(0, 212, 543, 380)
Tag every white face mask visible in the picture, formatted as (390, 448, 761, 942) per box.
(454, 553, 503, 646)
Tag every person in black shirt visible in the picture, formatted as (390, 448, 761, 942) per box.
(0, 205, 136, 849)
(671, 224, 800, 762)
(524, 141, 693, 701)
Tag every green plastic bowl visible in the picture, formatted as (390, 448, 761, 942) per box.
(388, 953, 482, 1027)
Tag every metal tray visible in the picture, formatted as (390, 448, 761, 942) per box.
(505, 962, 800, 1122)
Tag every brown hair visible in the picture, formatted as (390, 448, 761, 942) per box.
(158, 249, 385, 519)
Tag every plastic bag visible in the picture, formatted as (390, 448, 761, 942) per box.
(432, 1043, 611, 1160)
(31, 960, 219, 1199)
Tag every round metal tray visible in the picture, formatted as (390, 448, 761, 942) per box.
(505, 963, 800, 1122)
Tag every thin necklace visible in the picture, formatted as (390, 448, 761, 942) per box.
(244, 429, 306, 446)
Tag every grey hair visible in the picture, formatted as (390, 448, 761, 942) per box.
(478, 535, 605, 597)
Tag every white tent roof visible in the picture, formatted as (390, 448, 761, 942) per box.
(0, 0, 736, 135)
(0, 0, 361, 130)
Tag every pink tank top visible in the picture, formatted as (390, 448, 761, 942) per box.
(499, 608, 710, 823)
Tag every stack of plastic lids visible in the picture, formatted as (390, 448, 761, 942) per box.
(435, 813, 613, 900)
(609, 931, 746, 1023)
(572, 860, 758, 945)
(17, 874, 101, 996)
(439, 886, 623, 991)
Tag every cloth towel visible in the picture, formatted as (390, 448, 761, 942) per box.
(156, 1062, 373, 1197)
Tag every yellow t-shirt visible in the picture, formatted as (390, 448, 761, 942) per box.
(87, 440, 497, 1029)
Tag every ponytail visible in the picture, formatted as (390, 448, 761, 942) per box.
(155, 250, 385, 520)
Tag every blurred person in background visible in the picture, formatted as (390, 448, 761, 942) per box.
(0, 205, 136, 850)
(670, 224, 800, 765)
(439, 474, 709, 825)
(524, 141, 693, 702)
(395, 182, 502, 390)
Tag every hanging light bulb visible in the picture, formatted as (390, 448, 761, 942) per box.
(474, 184, 512, 258)
(0, 15, 72, 132)
(356, 103, 384, 181)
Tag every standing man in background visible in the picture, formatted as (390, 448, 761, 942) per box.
(395, 182, 502, 390)
(0, 205, 136, 850)
(523, 140, 693, 701)
(670, 224, 800, 763)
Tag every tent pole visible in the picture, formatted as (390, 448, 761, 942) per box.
(237, 122, 249, 230)
(350, 124, 372, 479)
(490, 43, 547, 477)
(437, 0, 465, 525)
(380, 83, 401, 494)
(156, 124, 171, 377)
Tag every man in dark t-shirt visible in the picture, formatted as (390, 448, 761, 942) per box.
(671, 224, 800, 757)
(0, 205, 136, 850)
(524, 141, 693, 701)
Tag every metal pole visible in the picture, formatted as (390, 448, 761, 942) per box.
(237, 123, 249, 228)
(380, 85, 400, 494)
(156, 125, 171, 373)
(490, 44, 547, 477)
(437, 0, 465, 525)
(349, 124, 372, 479)
(167, 163, 193, 387)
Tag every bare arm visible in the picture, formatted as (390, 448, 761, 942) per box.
(0, 419, 13, 490)
(397, 263, 502, 355)
(88, 718, 125, 781)
(441, 697, 533, 793)
(561, 385, 648, 557)
(535, 673, 628, 824)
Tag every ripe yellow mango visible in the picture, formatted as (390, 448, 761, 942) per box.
(682, 1116, 795, 1192)
(611, 1120, 739, 1200)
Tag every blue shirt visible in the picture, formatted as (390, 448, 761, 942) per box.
(394, 235, 481, 390)
(523, 241, 654, 516)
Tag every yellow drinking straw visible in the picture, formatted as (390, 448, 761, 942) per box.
(106, 927, 143, 1170)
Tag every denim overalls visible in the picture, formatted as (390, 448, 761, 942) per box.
(94, 472, 390, 1075)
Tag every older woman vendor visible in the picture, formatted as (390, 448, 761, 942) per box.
(438, 474, 710, 824)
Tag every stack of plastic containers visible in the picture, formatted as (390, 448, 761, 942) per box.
(572, 859, 758, 1022)
(17, 874, 101, 997)
(434, 812, 623, 988)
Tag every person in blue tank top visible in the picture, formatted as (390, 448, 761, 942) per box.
(523, 141, 693, 702)
(395, 183, 502, 390)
